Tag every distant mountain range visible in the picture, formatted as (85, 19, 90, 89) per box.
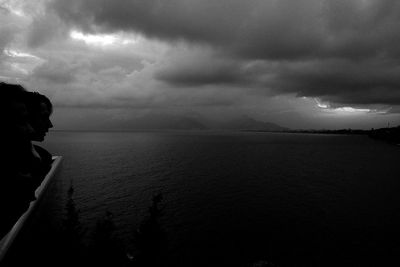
(103, 114, 288, 131)
(126, 113, 207, 130)
(217, 116, 289, 131)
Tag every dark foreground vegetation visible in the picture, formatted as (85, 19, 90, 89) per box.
(2, 183, 168, 267)
(4, 183, 280, 267)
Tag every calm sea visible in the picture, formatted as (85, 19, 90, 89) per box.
(40, 131, 400, 266)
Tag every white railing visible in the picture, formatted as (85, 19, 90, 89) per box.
(0, 156, 62, 262)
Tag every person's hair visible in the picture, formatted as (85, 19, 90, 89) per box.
(0, 82, 29, 141)
(25, 91, 53, 114)
(0, 82, 27, 122)
(0, 82, 27, 103)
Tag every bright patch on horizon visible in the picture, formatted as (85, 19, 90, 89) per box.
(315, 99, 329, 109)
(334, 107, 371, 113)
(313, 98, 385, 115)
(70, 30, 137, 46)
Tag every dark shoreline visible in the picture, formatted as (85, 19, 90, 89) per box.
(51, 126, 400, 144)
(245, 126, 400, 145)
(368, 126, 400, 144)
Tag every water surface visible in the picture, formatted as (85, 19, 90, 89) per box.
(42, 131, 400, 266)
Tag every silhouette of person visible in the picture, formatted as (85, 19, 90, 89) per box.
(0, 83, 54, 239)
(0, 83, 37, 238)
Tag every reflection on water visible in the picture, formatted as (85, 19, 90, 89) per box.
(59, 186, 167, 266)
(133, 192, 167, 266)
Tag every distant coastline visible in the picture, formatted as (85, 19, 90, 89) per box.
(248, 126, 400, 145)
(244, 128, 369, 135)
(368, 126, 400, 144)
(50, 125, 400, 145)
(48, 112, 399, 143)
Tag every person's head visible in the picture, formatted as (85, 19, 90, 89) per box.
(0, 82, 34, 141)
(25, 92, 53, 141)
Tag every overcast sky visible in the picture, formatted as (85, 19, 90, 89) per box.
(1, 0, 400, 129)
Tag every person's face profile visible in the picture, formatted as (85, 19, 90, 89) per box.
(30, 102, 53, 142)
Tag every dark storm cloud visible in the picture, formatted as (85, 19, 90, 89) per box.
(49, 0, 325, 60)
(270, 59, 400, 106)
(156, 65, 243, 87)
(49, 0, 248, 45)
(155, 56, 250, 87)
(47, 0, 400, 108)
